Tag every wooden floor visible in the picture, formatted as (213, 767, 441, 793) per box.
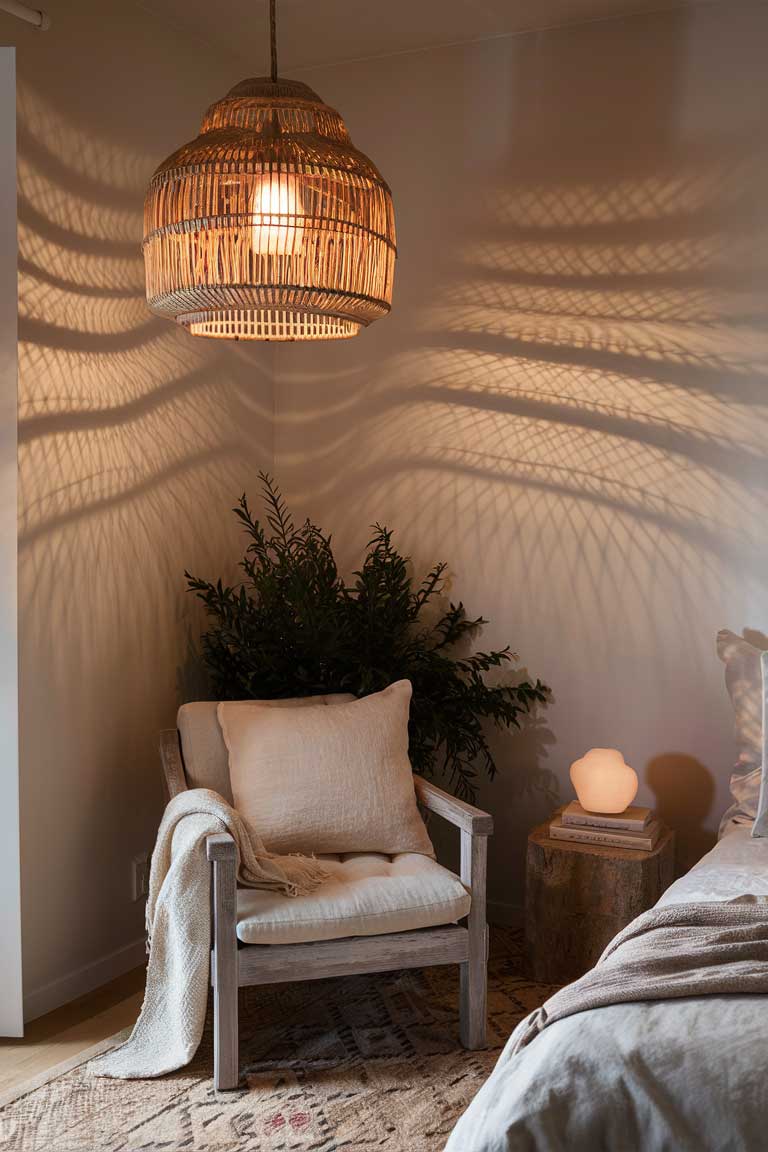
(0, 966, 145, 1099)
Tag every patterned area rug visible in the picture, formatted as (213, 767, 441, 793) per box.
(0, 930, 557, 1152)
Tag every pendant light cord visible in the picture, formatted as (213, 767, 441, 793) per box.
(269, 0, 278, 82)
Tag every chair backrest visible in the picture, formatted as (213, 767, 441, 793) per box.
(177, 694, 355, 803)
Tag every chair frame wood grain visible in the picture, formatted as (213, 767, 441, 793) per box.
(160, 727, 492, 1090)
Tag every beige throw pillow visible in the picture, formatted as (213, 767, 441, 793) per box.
(717, 629, 768, 836)
(218, 680, 434, 856)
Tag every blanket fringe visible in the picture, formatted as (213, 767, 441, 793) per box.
(273, 852, 332, 896)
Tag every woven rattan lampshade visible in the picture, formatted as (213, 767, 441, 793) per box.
(143, 75, 396, 340)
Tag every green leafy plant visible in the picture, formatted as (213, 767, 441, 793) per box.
(186, 474, 548, 801)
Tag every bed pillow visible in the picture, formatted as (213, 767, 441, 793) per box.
(717, 630, 768, 837)
(755, 650, 768, 837)
(218, 680, 434, 856)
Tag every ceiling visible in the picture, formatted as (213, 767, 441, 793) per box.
(138, 0, 711, 73)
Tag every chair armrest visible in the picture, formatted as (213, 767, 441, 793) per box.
(206, 832, 237, 862)
(414, 777, 493, 836)
(160, 729, 188, 800)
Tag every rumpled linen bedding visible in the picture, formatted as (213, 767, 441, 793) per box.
(446, 822, 768, 1152)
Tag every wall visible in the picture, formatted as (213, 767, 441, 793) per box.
(4, 0, 766, 1005)
(276, 1, 768, 918)
(1, 0, 274, 1017)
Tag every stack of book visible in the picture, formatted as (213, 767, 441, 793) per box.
(549, 801, 661, 851)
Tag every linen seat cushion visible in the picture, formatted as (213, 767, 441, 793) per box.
(236, 852, 471, 945)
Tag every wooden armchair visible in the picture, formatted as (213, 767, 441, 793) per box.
(160, 701, 493, 1091)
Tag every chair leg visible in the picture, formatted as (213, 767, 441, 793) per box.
(459, 829, 488, 1049)
(211, 850, 239, 1090)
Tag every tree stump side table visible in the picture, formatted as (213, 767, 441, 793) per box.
(525, 820, 675, 985)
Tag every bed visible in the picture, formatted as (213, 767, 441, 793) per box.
(445, 820, 768, 1152)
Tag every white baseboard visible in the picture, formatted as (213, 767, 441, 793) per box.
(23, 936, 147, 1023)
(488, 899, 523, 928)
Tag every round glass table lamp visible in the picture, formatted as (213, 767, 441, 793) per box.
(569, 748, 639, 814)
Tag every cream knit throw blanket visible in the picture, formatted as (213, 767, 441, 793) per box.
(90, 788, 331, 1079)
(510, 900, 768, 1055)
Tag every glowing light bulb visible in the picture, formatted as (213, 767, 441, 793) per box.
(251, 172, 303, 256)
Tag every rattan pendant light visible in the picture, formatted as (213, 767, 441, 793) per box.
(142, 0, 396, 340)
